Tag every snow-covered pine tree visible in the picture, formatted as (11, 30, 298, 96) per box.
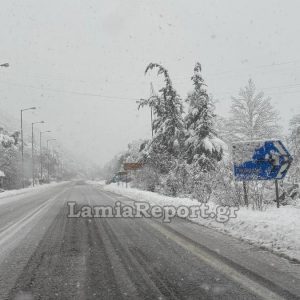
(138, 63, 184, 173)
(184, 62, 223, 172)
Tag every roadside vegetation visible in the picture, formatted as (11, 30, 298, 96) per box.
(103, 62, 300, 210)
(0, 127, 79, 190)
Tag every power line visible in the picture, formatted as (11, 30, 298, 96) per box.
(2, 77, 300, 102)
(0, 79, 140, 101)
(171, 59, 300, 81)
(3, 58, 300, 88)
(178, 81, 300, 97)
(7, 72, 149, 86)
(2, 59, 300, 101)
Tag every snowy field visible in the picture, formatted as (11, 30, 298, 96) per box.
(99, 182, 300, 262)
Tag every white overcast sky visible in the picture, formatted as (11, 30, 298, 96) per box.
(0, 0, 299, 166)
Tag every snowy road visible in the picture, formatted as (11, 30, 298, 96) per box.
(0, 182, 300, 299)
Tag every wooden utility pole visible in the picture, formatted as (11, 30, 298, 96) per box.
(243, 181, 249, 207)
(275, 180, 280, 208)
(150, 82, 155, 138)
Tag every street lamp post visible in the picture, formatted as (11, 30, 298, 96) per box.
(20, 107, 36, 188)
(32, 121, 45, 186)
(40, 130, 51, 181)
(47, 139, 56, 182)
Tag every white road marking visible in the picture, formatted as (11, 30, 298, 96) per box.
(148, 221, 285, 300)
(0, 188, 67, 249)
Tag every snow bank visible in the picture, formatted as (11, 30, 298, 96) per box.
(0, 182, 68, 202)
(102, 183, 300, 262)
(85, 180, 106, 186)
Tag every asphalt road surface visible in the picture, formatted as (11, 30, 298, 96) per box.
(0, 182, 300, 300)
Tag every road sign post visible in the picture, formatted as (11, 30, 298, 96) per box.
(242, 181, 248, 207)
(232, 140, 293, 208)
(275, 180, 280, 208)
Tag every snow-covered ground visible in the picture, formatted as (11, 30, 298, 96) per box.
(100, 182, 300, 262)
(0, 182, 68, 204)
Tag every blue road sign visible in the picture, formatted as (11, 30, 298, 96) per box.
(232, 140, 293, 181)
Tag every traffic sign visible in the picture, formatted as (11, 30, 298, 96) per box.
(232, 140, 293, 181)
(123, 163, 143, 171)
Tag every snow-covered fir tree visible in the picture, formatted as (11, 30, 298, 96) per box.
(184, 62, 223, 172)
(138, 63, 184, 173)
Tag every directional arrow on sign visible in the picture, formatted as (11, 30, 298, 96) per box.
(232, 140, 293, 181)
